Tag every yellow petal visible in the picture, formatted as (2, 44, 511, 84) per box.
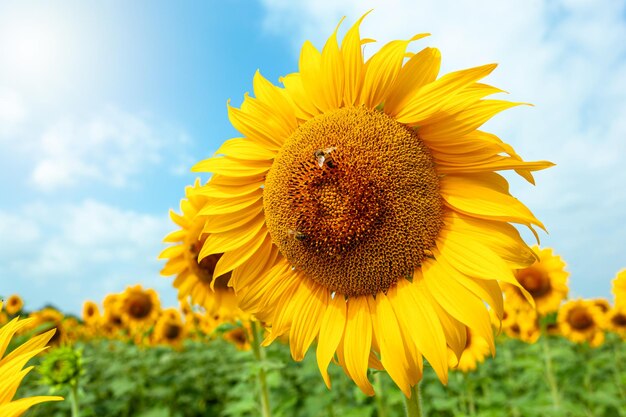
(252, 71, 298, 132)
(440, 173, 545, 238)
(199, 212, 266, 259)
(280, 73, 319, 119)
(385, 47, 441, 115)
(360, 34, 429, 108)
(421, 258, 495, 354)
(214, 137, 277, 160)
(319, 22, 344, 110)
(316, 294, 347, 388)
(443, 211, 536, 269)
(213, 228, 270, 279)
(343, 296, 374, 395)
(340, 13, 369, 106)
(191, 156, 271, 177)
(198, 188, 263, 216)
(398, 278, 449, 384)
(227, 102, 283, 151)
(420, 100, 523, 141)
(289, 282, 328, 361)
(394, 63, 497, 123)
(367, 293, 411, 397)
(202, 203, 263, 234)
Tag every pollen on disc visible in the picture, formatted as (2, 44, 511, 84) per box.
(264, 106, 443, 297)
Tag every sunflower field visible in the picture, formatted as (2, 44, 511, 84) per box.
(3, 285, 626, 417)
(3, 13, 626, 417)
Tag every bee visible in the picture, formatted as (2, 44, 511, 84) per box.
(313, 146, 337, 168)
(288, 229, 308, 241)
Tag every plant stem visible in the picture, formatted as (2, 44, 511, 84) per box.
(612, 342, 626, 406)
(540, 334, 561, 412)
(70, 383, 80, 417)
(374, 372, 388, 417)
(404, 383, 423, 417)
(465, 373, 476, 416)
(250, 321, 272, 417)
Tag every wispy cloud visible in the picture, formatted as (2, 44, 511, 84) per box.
(27, 107, 191, 190)
(0, 200, 177, 313)
(260, 0, 626, 297)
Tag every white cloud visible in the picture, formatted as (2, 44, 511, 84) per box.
(30, 107, 170, 189)
(0, 200, 178, 314)
(260, 0, 626, 298)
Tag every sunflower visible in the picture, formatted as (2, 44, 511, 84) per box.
(606, 306, 626, 338)
(452, 328, 490, 372)
(558, 299, 605, 347)
(223, 323, 252, 351)
(591, 298, 611, 315)
(192, 15, 551, 395)
(82, 300, 101, 326)
(0, 305, 63, 416)
(119, 285, 161, 329)
(153, 309, 187, 348)
(159, 179, 239, 317)
(5, 295, 23, 316)
(101, 294, 124, 336)
(503, 246, 568, 316)
(612, 269, 626, 307)
(28, 308, 65, 347)
(501, 306, 540, 343)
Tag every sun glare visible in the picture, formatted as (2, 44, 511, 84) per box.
(0, 14, 68, 87)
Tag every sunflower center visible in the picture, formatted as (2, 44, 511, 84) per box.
(568, 307, 593, 331)
(516, 267, 551, 299)
(190, 235, 231, 287)
(612, 313, 626, 327)
(164, 322, 182, 339)
(128, 295, 152, 319)
(264, 106, 443, 297)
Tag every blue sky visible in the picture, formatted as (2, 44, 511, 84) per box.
(1, 0, 625, 315)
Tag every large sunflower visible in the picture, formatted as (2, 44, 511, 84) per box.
(160, 179, 239, 316)
(503, 246, 568, 316)
(192, 15, 551, 395)
(0, 302, 63, 416)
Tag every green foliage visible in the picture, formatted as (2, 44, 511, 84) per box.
(17, 333, 626, 417)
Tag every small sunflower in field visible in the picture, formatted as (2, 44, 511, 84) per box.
(160, 179, 239, 316)
(119, 285, 161, 329)
(192, 15, 551, 395)
(591, 298, 611, 315)
(612, 269, 626, 307)
(0, 302, 63, 415)
(558, 299, 605, 347)
(153, 308, 186, 348)
(223, 324, 252, 351)
(504, 246, 568, 316)
(82, 300, 101, 326)
(606, 306, 626, 338)
(5, 294, 23, 316)
(452, 328, 490, 372)
(502, 306, 540, 343)
(28, 308, 66, 347)
(101, 294, 124, 336)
